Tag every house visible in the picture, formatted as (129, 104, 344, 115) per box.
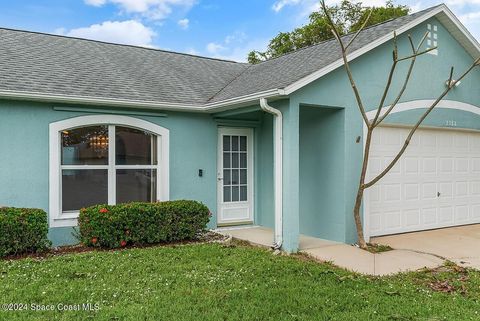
(0, 4, 479, 253)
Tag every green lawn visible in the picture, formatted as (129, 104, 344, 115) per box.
(1, 242, 479, 321)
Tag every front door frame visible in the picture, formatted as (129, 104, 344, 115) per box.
(217, 127, 254, 226)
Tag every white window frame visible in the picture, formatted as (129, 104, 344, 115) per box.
(49, 115, 169, 228)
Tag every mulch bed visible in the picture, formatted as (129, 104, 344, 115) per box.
(1, 231, 228, 261)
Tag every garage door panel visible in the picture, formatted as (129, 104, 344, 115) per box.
(454, 134, 469, 151)
(455, 181, 469, 197)
(405, 183, 420, 200)
(423, 157, 437, 173)
(404, 209, 421, 228)
(472, 158, 480, 172)
(470, 136, 480, 150)
(439, 182, 453, 198)
(422, 207, 437, 225)
(404, 157, 419, 174)
(438, 206, 454, 224)
(472, 205, 480, 219)
(471, 181, 480, 195)
(367, 126, 480, 237)
(455, 158, 469, 173)
(455, 206, 469, 222)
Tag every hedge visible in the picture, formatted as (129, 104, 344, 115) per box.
(0, 207, 51, 258)
(78, 200, 211, 248)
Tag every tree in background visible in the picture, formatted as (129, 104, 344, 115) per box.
(247, 0, 409, 64)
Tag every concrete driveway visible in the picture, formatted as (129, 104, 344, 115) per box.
(372, 224, 480, 269)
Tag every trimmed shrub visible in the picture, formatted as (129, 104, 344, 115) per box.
(78, 200, 211, 248)
(0, 207, 51, 257)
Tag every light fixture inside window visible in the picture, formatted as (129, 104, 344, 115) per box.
(89, 134, 109, 151)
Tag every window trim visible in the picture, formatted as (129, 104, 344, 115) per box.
(49, 115, 169, 228)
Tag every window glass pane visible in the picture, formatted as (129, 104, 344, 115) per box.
(232, 136, 239, 151)
(61, 126, 108, 165)
(223, 136, 230, 151)
(240, 136, 247, 151)
(116, 169, 157, 203)
(232, 152, 239, 168)
(232, 169, 239, 185)
(240, 169, 247, 185)
(223, 169, 231, 185)
(240, 186, 247, 201)
(223, 153, 231, 168)
(62, 169, 108, 211)
(223, 186, 231, 202)
(232, 186, 239, 202)
(240, 153, 247, 168)
(116, 126, 157, 165)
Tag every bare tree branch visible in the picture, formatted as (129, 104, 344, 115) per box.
(373, 32, 434, 126)
(371, 33, 399, 126)
(364, 61, 479, 189)
(321, 0, 370, 126)
(345, 9, 373, 50)
(397, 47, 437, 61)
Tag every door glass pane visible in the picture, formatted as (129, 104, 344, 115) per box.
(232, 169, 239, 185)
(232, 152, 239, 168)
(223, 136, 231, 151)
(62, 169, 108, 211)
(223, 187, 231, 202)
(116, 126, 157, 165)
(223, 169, 231, 185)
(61, 126, 108, 165)
(232, 186, 239, 202)
(116, 169, 157, 203)
(240, 186, 247, 201)
(240, 136, 247, 151)
(240, 169, 247, 184)
(223, 153, 231, 168)
(240, 153, 247, 168)
(232, 136, 239, 151)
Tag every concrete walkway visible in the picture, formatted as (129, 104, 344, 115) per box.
(372, 224, 480, 270)
(216, 226, 444, 276)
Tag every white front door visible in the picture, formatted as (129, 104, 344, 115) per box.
(366, 126, 480, 237)
(217, 127, 254, 225)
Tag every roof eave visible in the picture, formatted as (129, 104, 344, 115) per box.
(0, 88, 286, 113)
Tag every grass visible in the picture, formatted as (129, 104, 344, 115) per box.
(366, 243, 394, 253)
(0, 242, 479, 321)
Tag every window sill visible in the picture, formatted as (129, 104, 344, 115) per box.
(50, 213, 79, 228)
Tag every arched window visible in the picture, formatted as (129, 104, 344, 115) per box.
(49, 115, 169, 227)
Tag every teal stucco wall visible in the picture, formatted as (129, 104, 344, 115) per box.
(291, 17, 480, 244)
(0, 101, 219, 246)
(299, 106, 345, 242)
(256, 112, 275, 229)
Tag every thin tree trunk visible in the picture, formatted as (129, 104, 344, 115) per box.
(353, 127, 373, 249)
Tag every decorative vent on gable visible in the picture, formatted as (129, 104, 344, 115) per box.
(427, 24, 438, 55)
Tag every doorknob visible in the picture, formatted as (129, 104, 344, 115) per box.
(437, 192, 441, 197)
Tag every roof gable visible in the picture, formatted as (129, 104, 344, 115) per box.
(211, 4, 480, 102)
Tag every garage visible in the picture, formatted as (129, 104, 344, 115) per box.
(366, 125, 480, 237)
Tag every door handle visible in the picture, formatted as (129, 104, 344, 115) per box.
(218, 177, 223, 181)
(437, 192, 441, 197)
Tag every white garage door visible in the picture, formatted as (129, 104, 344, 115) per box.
(366, 126, 480, 237)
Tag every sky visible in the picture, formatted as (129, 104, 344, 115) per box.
(0, 0, 478, 62)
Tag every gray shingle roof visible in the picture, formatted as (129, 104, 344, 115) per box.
(0, 30, 248, 105)
(0, 5, 440, 106)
